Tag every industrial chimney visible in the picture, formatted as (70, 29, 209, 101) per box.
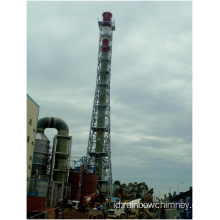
(86, 12, 115, 197)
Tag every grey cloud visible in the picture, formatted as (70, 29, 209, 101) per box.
(27, 1, 192, 197)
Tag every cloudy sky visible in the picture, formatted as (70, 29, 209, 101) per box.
(27, 1, 192, 198)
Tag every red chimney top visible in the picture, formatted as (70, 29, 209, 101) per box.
(102, 12, 113, 22)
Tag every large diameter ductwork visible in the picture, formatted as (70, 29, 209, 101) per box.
(37, 117, 69, 136)
(37, 117, 69, 181)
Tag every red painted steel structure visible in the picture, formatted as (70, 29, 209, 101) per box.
(81, 173, 97, 199)
(102, 12, 112, 22)
(70, 173, 97, 201)
(101, 12, 112, 52)
(70, 173, 79, 200)
(102, 39, 110, 52)
(27, 196, 46, 214)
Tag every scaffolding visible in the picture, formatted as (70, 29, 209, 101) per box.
(68, 156, 86, 169)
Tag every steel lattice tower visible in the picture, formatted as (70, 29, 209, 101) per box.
(86, 12, 115, 197)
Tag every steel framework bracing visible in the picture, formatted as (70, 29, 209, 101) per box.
(68, 156, 86, 169)
(86, 18, 115, 197)
(48, 135, 72, 207)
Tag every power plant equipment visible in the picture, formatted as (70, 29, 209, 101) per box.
(31, 133, 51, 176)
(28, 12, 116, 213)
(30, 117, 72, 207)
(29, 132, 50, 197)
(86, 12, 115, 197)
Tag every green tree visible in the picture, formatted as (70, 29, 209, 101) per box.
(114, 180, 123, 200)
(114, 180, 121, 189)
(114, 181, 154, 201)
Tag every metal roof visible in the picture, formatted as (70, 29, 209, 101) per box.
(36, 133, 50, 142)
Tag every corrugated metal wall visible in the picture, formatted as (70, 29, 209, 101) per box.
(70, 173, 79, 200)
(81, 173, 97, 198)
(27, 196, 46, 214)
(70, 173, 97, 200)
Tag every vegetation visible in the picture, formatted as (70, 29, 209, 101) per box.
(168, 192, 172, 198)
(114, 181, 154, 202)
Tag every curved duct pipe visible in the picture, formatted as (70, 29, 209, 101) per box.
(37, 117, 69, 181)
(37, 117, 69, 136)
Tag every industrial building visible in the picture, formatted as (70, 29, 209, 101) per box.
(168, 187, 193, 219)
(26, 10, 193, 219)
(27, 94, 39, 194)
(27, 12, 116, 218)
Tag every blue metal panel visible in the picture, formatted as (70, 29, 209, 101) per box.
(27, 191, 38, 196)
(27, 94, 39, 107)
(190, 195, 192, 219)
(89, 166, 97, 171)
(183, 197, 187, 219)
(176, 199, 179, 219)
